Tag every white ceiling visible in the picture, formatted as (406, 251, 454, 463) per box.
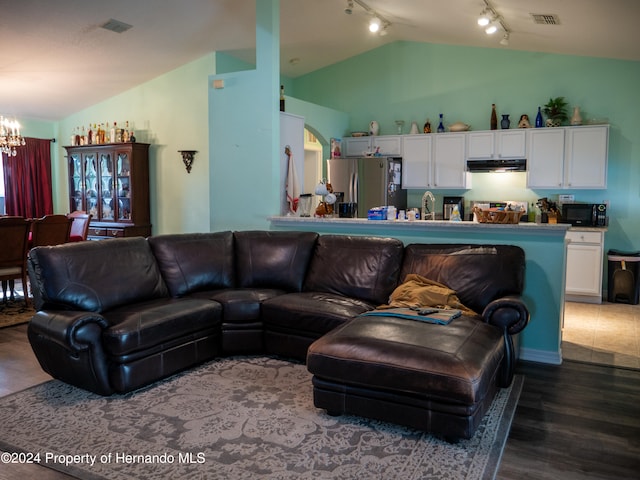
(1, 0, 639, 122)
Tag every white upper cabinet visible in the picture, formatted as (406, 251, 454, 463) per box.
(402, 135, 432, 188)
(526, 128, 566, 188)
(526, 125, 608, 189)
(342, 135, 403, 157)
(564, 125, 609, 188)
(467, 130, 526, 159)
(433, 133, 468, 188)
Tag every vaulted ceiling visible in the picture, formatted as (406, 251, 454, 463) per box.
(1, 0, 638, 121)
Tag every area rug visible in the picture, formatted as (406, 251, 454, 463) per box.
(0, 296, 34, 329)
(0, 356, 523, 480)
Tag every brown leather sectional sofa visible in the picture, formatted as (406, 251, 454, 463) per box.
(26, 230, 529, 439)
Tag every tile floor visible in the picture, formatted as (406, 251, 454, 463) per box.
(562, 301, 640, 369)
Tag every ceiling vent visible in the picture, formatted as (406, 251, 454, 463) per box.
(530, 13, 561, 25)
(100, 19, 133, 34)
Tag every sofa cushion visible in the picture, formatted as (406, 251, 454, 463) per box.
(234, 231, 319, 292)
(27, 238, 168, 313)
(303, 235, 404, 305)
(103, 297, 222, 358)
(148, 231, 235, 297)
(399, 244, 525, 314)
(262, 291, 376, 336)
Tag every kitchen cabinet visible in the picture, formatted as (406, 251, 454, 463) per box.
(433, 133, 469, 188)
(565, 229, 605, 303)
(65, 143, 151, 240)
(526, 128, 565, 188)
(343, 135, 402, 157)
(527, 125, 608, 189)
(467, 130, 526, 159)
(401, 134, 432, 188)
(564, 125, 608, 188)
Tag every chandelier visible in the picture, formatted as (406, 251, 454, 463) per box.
(1, 116, 26, 156)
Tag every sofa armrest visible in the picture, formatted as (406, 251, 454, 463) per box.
(482, 295, 529, 335)
(481, 295, 530, 388)
(27, 311, 113, 395)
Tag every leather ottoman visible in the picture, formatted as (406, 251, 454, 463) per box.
(306, 314, 505, 440)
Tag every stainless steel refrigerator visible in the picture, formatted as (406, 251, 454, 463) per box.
(327, 156, 407, 218)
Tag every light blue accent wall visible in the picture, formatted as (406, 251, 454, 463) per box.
(209, 0, 280, 231)
(294, 40, 640, 269)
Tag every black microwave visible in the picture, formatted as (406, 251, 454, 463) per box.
(561, 203, 607, 227)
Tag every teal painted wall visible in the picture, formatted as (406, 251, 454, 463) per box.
(293, 41, 640, 261)
(25, 53, 215, 234)
(208, 0, 280, 231)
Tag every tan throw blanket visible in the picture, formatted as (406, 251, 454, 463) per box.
(379, 273, 478, 317)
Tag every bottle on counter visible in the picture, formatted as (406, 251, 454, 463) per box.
(423, 118, 431, 133)
(437, 113, 445, 133)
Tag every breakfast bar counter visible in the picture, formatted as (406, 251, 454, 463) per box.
(269, 215, 571, 366)
(269, 216, 571, 236)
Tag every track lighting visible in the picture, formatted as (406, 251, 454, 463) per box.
(476, 0, 511, 45)
(344, 0, 392, 35)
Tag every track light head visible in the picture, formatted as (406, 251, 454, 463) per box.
(485, 22, 498, 35)
(500, 33, 510, 46)
(369, 17, 381, 33)
(477, 9, 491, 27)
(344, 0, 353, 15)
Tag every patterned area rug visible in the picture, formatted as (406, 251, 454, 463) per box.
(0, 296, 34, 329)
(0, 356, 523, 480)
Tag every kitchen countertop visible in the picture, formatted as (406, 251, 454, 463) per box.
(269, 216, 571, 236)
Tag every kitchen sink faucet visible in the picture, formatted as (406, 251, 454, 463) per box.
(422, 191, 436, 220)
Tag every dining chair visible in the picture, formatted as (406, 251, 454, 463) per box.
(0, 217, 31, 306)
(29, 214, 73, 249)
(67, 211, 93, 242)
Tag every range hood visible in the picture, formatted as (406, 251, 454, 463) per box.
(467, 158, 526, 172)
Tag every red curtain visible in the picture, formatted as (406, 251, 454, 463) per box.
(2, 137, 54, 218)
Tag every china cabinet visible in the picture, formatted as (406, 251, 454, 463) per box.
(65, 143, 151, 239)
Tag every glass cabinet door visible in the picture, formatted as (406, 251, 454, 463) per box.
(68, 153, 83, 212)
(116, 151, 131, 221)
(83, 153, 99, 219)
(99, 152, 114, 220)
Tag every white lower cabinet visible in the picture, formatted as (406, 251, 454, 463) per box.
(565, 229, 605, 303)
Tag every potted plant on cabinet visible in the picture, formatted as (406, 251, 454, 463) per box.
(543, 97, 568, 127)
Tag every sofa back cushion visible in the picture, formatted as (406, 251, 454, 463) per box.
(234, 231, 319, 292)
(148, 231, 235, 297)
(27, 237, 168, 313)
(400, 244, 525, 314)
(304, 235, 404, 305)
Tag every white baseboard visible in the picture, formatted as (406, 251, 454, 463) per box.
(519, 347, 562, 365)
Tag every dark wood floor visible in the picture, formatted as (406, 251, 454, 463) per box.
(1, 323, 639, 480)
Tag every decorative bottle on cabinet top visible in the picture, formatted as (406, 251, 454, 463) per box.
(437, 114, 445, 133)
(535, 107, 544, 128)
(490, 104, 498, 130)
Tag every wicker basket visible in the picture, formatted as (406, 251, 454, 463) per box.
(472, 206, 521, 224)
